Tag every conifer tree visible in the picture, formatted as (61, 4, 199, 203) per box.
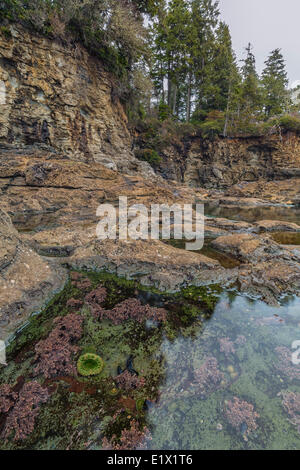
(165, 0, 191, 115)
(150, 1, 291, 132)
(150, 2, 169, 104)
(190, 0, 220, 120)
(240, 43, 263, 119)
(151, 0, 191, 118)
(261, 48, 289, 118)
(206, 22, 238, 113)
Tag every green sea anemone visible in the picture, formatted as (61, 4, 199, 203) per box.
(77, 353, 104, 377)
(136, 398, 146, 412)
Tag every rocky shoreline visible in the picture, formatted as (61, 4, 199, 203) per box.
(0, 25, 300, 342)
(1, 147, 300, 342)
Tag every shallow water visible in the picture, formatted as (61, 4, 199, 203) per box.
(147, 293, 300, 450)
(205, 203, 300, 226)
(271, 232, 300, 245)
(12, 212, 58, 233)
(164, 238, 240, 269)
(1, 273, 300, 450)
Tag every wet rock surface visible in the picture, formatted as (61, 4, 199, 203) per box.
(1, 146, 300, 335)
(211, 233, 300, 303)
(0, 150, 225, 338)
(254, 220, 300, 232)
(0, 26, 299, 338)
(0, 209, 67, 341)
(0, 24, 300, 451)
(225, 178, 300, 205)
(69, 238, 230, 292)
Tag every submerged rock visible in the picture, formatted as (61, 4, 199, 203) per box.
(254, 220, 300, 233)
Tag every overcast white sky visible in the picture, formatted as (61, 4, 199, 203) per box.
(219, 0, 299, 88)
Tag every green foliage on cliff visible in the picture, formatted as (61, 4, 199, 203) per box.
(0, 0, 153, 79)
(135, 148, 162, 167)
(193, 111, 225, 140)
(278, 115, 300, 134)
(1, 0, 298, 139)
(0, 0, 24, 21)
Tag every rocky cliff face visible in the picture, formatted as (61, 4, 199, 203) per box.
(0, 25, 154, 177)
(158, 132, 300, 189)
(1, 26, 299, 188)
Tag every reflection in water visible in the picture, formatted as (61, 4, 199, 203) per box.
(205, 203, 300, 226)
(12, 212, 58, 232)
(164, 238, 240, 269)
(147, 294, 300, 450)
(271, 232, 300, 245)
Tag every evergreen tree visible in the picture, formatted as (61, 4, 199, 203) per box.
(261, 48, 289, 118)
(151, 0, 222, 121)
(150, 2, 169, 106)
(206, 22, 238, 113)
(165, 0, 191, 115)
(190, 0, 220, 120)
(151, 0, 191, 118)
(291, 85, 300, 113)
(131, 0, 165, 15)
(223, 64, 243, 136)
(240, 43, 262, 119)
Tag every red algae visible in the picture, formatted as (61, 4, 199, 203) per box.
(102, 419, 151, 450)
(2, 381, 49, 441)
(224, 397, 259, 436)
(34, 313, 83, 379)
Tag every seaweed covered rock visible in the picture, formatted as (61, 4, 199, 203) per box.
(34, 313, 83, 378)
(0, 210, 67, 341)
(224, 397, 260, 436)
(102, 420, 151, 450)
(218, 337, 236, 357)
(2, 381, 49, 441)
(66, 298, 84, 311)
(89, 296, 167, 325)
(71, 273, 93, 292)
(275, 346, 300, 380)
(0, 384, 18, 414)
(84, 285, 108, 316)
(280, 391, 300, 432)
(194, 357, 224, 398)
(115, 370, 146, 391)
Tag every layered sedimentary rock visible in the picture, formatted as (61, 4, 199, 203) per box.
(0, 25, 300, 340)
(0, 150, 230, 339)
(0, 25, 154, 178)
(0, 209, 67, 341)
(158, 133, 300, 193)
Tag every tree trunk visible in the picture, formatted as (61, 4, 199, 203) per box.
(172, 84, 177, 116)
(167, 58, 172, 108)
(168, 77, 172, 108)
(186, 71, 192, 122)
(223, 83, 231, 137)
